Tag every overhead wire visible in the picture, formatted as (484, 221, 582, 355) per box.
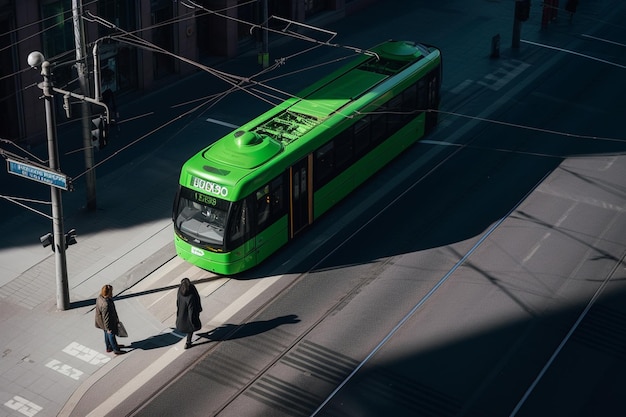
(82, 3, 371, 114)
(0, 138, 47, 164)
(0, 195, 53, 220)
(84, 3, 616, 188)
(1, 1, 620, 223)
(4, 2, 626, 219)
(66, 6, 372, 180)
(432, 109, 626, 143)
(0, 6, 75, 54)
(72, 91, 216, 181)
(181, 0, 379, 61)
(0, 0, 98, 40)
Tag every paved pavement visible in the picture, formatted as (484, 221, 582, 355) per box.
(0, 0, 620, 416)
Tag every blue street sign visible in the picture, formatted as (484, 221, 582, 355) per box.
(6, 158, 70, 190)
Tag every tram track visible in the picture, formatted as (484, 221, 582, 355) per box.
(126, 52, 557, 416)
(127, 19, 626, 413)
(508, 226, 626, 416)
(125, 117, 464, 416)
(127, 115, 555, 416)
(127, 137, 621, 415)
(128, 250, 397, 416)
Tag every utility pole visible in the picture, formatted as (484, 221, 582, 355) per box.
(27, 52, 71, 311)
(512, 0, 531, 49)
(72, 0, 97, 210)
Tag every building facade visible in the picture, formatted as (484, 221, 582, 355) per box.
(0, 0, 378, 144)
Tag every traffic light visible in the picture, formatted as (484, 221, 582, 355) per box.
(515, 0, 531, 21)
(39, 229, 77, 252)
(65, 229, 77, 248)
(40, 233, 53, 249)
(91, 115, 109, 149)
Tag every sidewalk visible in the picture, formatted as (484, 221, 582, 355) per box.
(0, 0, 618, 415)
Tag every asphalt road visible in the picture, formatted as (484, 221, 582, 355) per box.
(118, 1, 626, 417)
(4, 0, 624, 416)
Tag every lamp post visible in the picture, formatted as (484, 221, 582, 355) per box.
(27, 51, 70, 311)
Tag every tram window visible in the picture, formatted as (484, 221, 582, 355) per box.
(417, 78, 428, 109)
(271, 176, 285, 215)
(402, 84, 418, 118)
(428, 75, 439, 106)
(315, 141, 334, 187)
(387, 95, 404, 135)
(354, 117, 370, 155)
(370, 110, 387, 145)
(255, 175, 285, 232)
(293, 170, 300, 198)
(228, 200, 249, 248)
(256, 185, 271, 228)
(300, 167, 307, 193)
(334, 129, 354, 169)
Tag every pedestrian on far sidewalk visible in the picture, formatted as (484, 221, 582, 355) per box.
(95, 284, 125, 355)
(176, 278, 203, 349)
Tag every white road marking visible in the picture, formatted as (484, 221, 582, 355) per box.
(208, 276, 282, 327)
(522, 241, 543, 265)
(420, 140, 458, 146)
(86, 275, 282, 417)
(522, 203, 577, 265)
(4, 396, 43, 417)
(522, 39, 626, 69)
(145, 286, 177, 310)
(450, 79, 473, 94)
(477, 60, 530, 91)
(205, 118, 239, 129)
(45, 360, 84, 380)
(199, 277, 230, 297)
(125, 256, 187, 295)
(63, 342, 110, 366)
(581, 33, 626, 48)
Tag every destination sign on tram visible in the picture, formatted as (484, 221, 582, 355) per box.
(6, 157, 70, 190)
(191, 176, 229, 197)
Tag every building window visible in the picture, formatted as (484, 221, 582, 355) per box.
(41, 0, 72, 58)
(41, 0, 73, 87)
(304, 0, 327, 17)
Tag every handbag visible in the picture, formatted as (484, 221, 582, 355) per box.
(117, 321, 128, 338)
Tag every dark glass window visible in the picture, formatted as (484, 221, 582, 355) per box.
(41, 0, 73, 87)
(227, 200, 250, 249)
(314, 141, 334, 187)
(370, 110, 387, 145)
(311, 79, 429, 192)
(334, 129, 354, 169)
(41, 0, 72, 59)
(387, 95, 404, 135)
(175, 187, 230, 251)
(402, 84, 418, 119)
(354, 117, 370, 156)
(255, 175, 287, 232)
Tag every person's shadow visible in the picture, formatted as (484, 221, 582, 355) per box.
(196, 314, 301, 344)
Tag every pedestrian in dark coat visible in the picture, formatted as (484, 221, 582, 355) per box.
(95, 284, 125, 354)
(176, 278, 202, 349)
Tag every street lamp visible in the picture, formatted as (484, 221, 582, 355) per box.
(27, 51, 70, 311)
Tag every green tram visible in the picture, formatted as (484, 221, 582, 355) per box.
(172, 40, 442, 274)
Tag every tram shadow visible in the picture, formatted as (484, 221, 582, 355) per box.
(194, 314, 300, 345)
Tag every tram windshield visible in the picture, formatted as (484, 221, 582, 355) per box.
(174, 187, 230, 248)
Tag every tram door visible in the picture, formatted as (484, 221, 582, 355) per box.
(289, 156, 312, 238)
